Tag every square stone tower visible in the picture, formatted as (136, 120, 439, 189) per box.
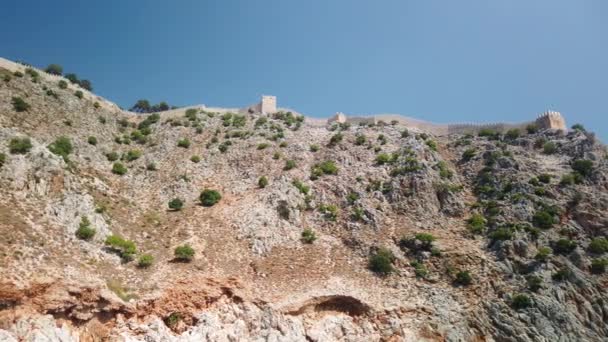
(260, 95, 277, 115)
(535, 111, 566, 131)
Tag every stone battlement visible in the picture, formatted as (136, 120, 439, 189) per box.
(327, 110, 567, 136)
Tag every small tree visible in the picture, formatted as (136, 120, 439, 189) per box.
(301, 228, 317, 244)
(58, 80, 68, 89)
(200, 189, 221, 206)
(8, 137, 33, 154)
(78, 79, 92, 91)
(45, 64, 63, 75)
(174, 244, 195, 261)
(65, 73, 79, 84)
(168, 198, 184, 211)
(572, 159, 594, 177)
(11, 97, 30, 112)
(258, 176, 268, 188)
(88, 136, 97, 145)
(74, 90, 83, 99)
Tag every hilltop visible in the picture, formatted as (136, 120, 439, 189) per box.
(0, 58, 607, 341)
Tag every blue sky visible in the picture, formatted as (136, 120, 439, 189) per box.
(1, 0, 607, 140)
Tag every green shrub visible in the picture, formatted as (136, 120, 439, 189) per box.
(526, 124, 538, 134)
(571, 123, 586, 132)
(75, 216, 96, 240)
(138, 254, 154, 268)
(58, 80, 68, 89)
(532, 210, 556, 229)
(292, 179, 310, 195)
(11, 97, 30, 112)
(309, 144, 319, 152)
(376, 153, 392, 165)
(571, 159, 593, 177)
(401, 129, 410, 138)
(511, 294, 532, 309)
(124, 149, 142, 161)
(200, 189, 221, 206)
(284, 159, 296, 170)
(411, 261, 428, 279)
(329, 132, 343, 146)
(8, 137, 32, 154)
(190, 155, 201, 163)
(415, 233, 436, 249)
(48, 136, 73, 159)
(257, 143, 270, 150)
(45, 64, 63, 75)
(105, 234, 137, 261)
(272, 151, 281, 159)
(168, 198, 184, 211)
(369, 247, 395, 275)
(13, 71, 23, 77)
(455, 271, 472, 286)
(258, 176, 268, 188)
(489, 227, 513, 241)
(311, 160, 338, 180)
(542, 141, 557, 154)
(106, 151, 119, 161)
(355, 134, 367, 146)
(0, 153, 6, 167)
(505, 129, 521, 140)
(279, 141, 288, 148)
(177, 138, 191, 148)
(112, 162, 128, 175)
(146, 162, 157, 171)
(346, 192, 359, 205)
(588, 238, 608, 254)
(3, 74, 11, 82)
(425, 139, 438, 151)
(65, 73, 79, 84)
(535, 247, 552, 262)
(554, 239, 576, 255)
(301, 228, 317, 244)
(537, 174, 552, 184)
(74, 90, 83, 99)
(560, 172, 583, 186)
(88, 136, 97, 145)
(185, 108, 198, 120)
(552, 267, 572, 281)
(591, 258, 608, 274)
(462, 148, 476, 162)
(174, 244, 195, 261)
(467, 214, 486, 234)
(318, 204, 338, 221)
(527, 275, 543, 292)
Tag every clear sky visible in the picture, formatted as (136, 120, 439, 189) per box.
(1, 0, 607, 140)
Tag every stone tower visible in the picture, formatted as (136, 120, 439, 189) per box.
(535, 111, 567, 131)
(260, 95, 277, 115)
(328, 112, 347, 124)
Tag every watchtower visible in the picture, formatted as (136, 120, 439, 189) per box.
(535, 111, 566, 131)
(260, 95, 277, 115)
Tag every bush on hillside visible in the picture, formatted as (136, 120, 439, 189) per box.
(200, 189, 221, 206)
(177, 138, 191, 148)
(168, 198, 184, 211)
(11, 97, 30, 112)
(174, 244, 195, 261)
(258, 176, 268, 188)
(369, 247, 395, 275)
(301, 228, 317, 244)
(105, 234, 137, 261)
(112, 162, 128, 175)
(45, 64, 63, 75)
(58, 80, 68, 89)
(284, 159, 296, 171)
(74, 90, 83, 99)
(511, 294, 532, 309)
(572, 159, 594, 178)
(8, 137, 33, 154)
(542, 141, 557, 154)
(138, 254, 154, 268)
(588, 238, 608, 254)
(75, 216, 96, 240)
(88, 136, 97, 145)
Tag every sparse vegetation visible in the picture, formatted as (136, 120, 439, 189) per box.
(284, 159, 296, 170)
(138, 254, 154, 268)
(190, 155, 201, 163)
(542, 141, 557, 155)
(455, 271, 472, 286)
(58, 80, 68, 89)
(88, 136, 97, 145)
(177, 138, 191, 148)
(511, 294, 531, 309)
(45, 64, 63, 75)
(105, 234, 137, 261)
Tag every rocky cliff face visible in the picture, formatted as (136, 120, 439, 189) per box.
(0, 61, 607, 341)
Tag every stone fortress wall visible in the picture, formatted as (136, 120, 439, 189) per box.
(327, 110, 567, 136)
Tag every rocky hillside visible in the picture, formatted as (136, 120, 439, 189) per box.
(0, 61, 607, 342)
